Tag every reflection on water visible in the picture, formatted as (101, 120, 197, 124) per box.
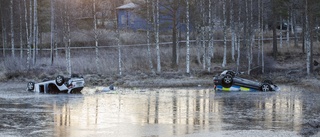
(51, 86, 308, 137)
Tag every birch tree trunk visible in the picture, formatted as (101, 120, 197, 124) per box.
(10, 0, 15, 57)
(115, 3, 122, 76)
(293, 12, 298, 47)
(248, 0, 253, 74)
(272, 0, 278, 59)
(117, 28, 122, 76)
(230, 0, 235, 61)
(30, 0, 33, 64)
(33, 0, 38, 65)
(67, 22, 71, 75)
(0, 2, 6, 57)
(186, 0, 190, 74)
(64, 0, 71, 76)
(55, 22, 58, 59)
(155, 0, 161, 73)
(286, 11, 290, 47)
(19, 1, 23, 59)
(257, 0, 261, 65)
(196, 28, 202, 66)
(24, 0, 31, 69)
(222, 0, 227, 68)
(280, 16, 283, 48)
(207, 0, 213, 72)
(93, 0, 99, 72)
(305, 0, 312, 75)
(146, 0, 155, 74)
(261, 0, 265, 73)
(290, 9, 294, 34)
(200, 0, 206, 70)
(236, 0, 241, 72)
(50, 0, 55, 65)
(246, 0, 251, 74)
(176, 30, 180, 64)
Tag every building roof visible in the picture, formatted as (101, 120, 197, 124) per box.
(116, 2, 139, 9)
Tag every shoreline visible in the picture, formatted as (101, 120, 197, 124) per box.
(1, 68, 320, 91)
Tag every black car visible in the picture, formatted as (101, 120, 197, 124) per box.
(213, 70, 279, 92)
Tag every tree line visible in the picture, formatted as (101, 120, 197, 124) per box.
(1, 0, 320, 76)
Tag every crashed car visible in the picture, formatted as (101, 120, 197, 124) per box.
(213, 70, 279, 92)
(27, 75, 85, 94)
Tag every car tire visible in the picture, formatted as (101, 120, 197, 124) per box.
(226, 71, 236, 77)
(109, 85, 114, 90)
(222, 74, 233, 88)
(55, 75, 65, 86)
(27, 82, 35, 91)
(261, 84, 270, 92)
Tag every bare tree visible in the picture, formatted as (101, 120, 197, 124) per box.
(257, 0, 261, 65)
(186, 0, 190, 74)
(207, 0, 214, 72)
(159, 0, 182, 69)
(305, 0, 310, 75)
(201, 0, 206, 70)
(23, 0, 31, 69)
(222, 0, 227, 68)
(236, 0, 242, 72)
(117, 26, 122, 76)
(248, 0, 253, 74)
(10, 0, 15, 57)
(0, 1, 6, 57)
(230, 0, 235, 61)
(33, 0, 38, 65)
(279, 16, 283, 48)
(50, 0, 55, 65)
(154, 0, 161, 73)
(93, 0, 99, 72)
(29, 0, 33, 64)
(261, 0, 265, 73)
(272, 0, 278, 59)
(146, 0, 155, 74)
(60, 0, 72, 75)
(19, 1, 23, 59)
(286, 9, 290, 47)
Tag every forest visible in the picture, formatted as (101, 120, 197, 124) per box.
(1, 0, 320, 79)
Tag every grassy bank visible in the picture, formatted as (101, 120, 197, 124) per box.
(1, 30, 320, 89)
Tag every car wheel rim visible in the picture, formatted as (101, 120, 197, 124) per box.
(262, 85, 269, 92)
(224, 76, 232, 84)
(28, 83, 33, 90)
(57, 77, 63, 83)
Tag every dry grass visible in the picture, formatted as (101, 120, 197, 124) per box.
(1, 30, 319, 82)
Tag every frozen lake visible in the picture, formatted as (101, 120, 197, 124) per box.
(0, 83, 320, 137)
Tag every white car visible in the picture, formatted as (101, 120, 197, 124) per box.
(27, 75, 85, 94)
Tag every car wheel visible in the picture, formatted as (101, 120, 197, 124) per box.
(261, 84, 270, 92)
(109, 85, 114, 90)
(226, 71, 235, 77)
(27, 82, 35, 91)
(222, 74, 233, 88)
(55, 75, 65, 86)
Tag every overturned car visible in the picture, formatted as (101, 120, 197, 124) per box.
(27, 75, 85, 94)
(213, 70, 279, 92)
